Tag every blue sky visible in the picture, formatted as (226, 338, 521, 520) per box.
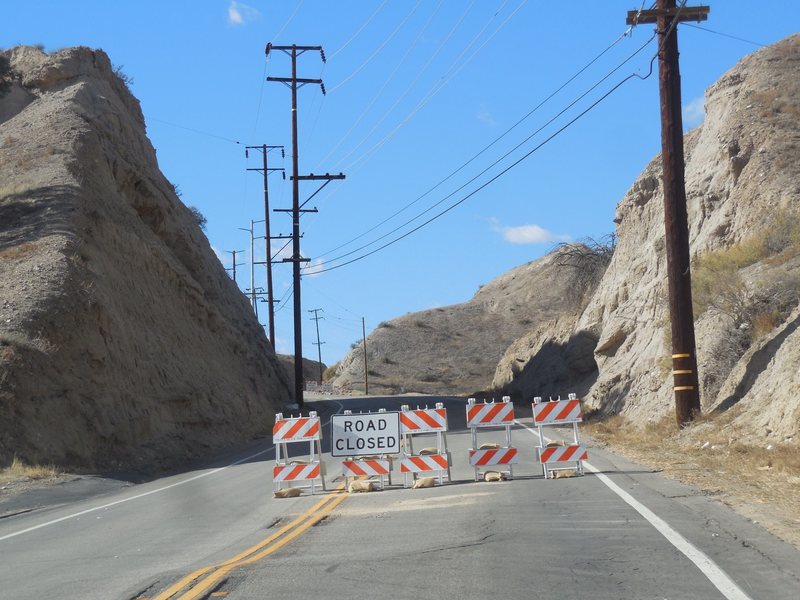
(3, 1, 797, 365)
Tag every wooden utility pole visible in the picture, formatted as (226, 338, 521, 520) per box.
(246, 144, 285, 347)
(308, 308, 325, 384)
(267, 43, 345, 408)
(627, 1, 710, 427)
(362, 317, 369, 395)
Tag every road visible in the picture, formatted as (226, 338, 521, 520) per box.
(0, 395, 798, 599)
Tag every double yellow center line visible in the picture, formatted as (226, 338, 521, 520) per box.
(152, 485, 347, 600)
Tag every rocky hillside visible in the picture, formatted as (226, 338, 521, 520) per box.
(567, 33, 800, 444)
(0, 47, 292, 470)
(335, 34, 799, 445)
(333, 247, 606, 395)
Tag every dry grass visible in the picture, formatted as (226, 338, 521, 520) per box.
(692, 208, 800, 329)
(751, 310, 784, 339)
(584, 411, 800, 547)
(0, 456, 60, 484)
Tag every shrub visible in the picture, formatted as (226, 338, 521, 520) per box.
(554, 233, 616, 290)
(322, 362, 339, 381)
(188, 206, 207, 231)
(112, 64, 134, 88)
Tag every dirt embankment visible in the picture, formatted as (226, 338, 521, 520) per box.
(0, 46, 292, 471)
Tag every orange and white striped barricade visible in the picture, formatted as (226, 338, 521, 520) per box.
(399, 403, 451, 487)
(272, 411, 326, 495)
(466, 397, 518, 481)
(333, 408, 399, 488)
(342, 458, 392, 489)
(532, 393, 587, 478)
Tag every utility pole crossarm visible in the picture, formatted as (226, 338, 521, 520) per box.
(292, 174, 346, 181)
(273, 208, 319, 214)
(626, 6, 710, 25)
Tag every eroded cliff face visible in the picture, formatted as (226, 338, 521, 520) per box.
(571, 34, 800, 441)
(0, 47, 292, 469)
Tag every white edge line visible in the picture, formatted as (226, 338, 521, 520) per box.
(0, 401, 345, 543)
(514, 418, 753, 600)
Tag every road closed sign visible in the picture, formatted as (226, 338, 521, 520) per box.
(331, 412, 400, 457)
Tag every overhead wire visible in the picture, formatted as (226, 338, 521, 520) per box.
(327, 0, 424, 95)
(683, 23, 766, 48)
(329, 0, 484, 170)
(304, 0, 394, 152)
(302, 2, 698, 276)
(314, 20, 643, 260)
(270, 0, 304, 43)
(313, 0, 446, 172)
(340, 0, 528, 173)
(148, 117, 241, 144)
(311, 31, 656, 269)
(302, 32, 660, 276)
(328, 0, 390, 61)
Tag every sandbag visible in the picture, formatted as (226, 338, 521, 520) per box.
(412, 476, 435, 489)
(478, 442, 501, 450)
(483, 471, 504, 482)
(348, 480, 374, 493)
(274, 487, 302, 498)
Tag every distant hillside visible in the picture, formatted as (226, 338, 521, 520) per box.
(333, 247, 606, 395)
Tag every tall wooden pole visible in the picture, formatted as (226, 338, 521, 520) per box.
(629, 2, 709, 426)
(289, 45, 304, 408)
(267, 43, 343, 408)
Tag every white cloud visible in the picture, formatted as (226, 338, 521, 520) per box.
(228, 1, 260, 26)
(683, 95, 705, 128)
(275, 336, 292, 354)
(491, 219, 570, 244)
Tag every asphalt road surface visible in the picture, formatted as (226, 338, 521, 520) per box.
(1, 395, 798, 599)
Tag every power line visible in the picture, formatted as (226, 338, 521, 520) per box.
(304, 0, 516, 222)
(303, 38, 659, 276)
(313, 0, 445, 172)
(329, 0, 482, 170)
(270, 0, 304, 43)
(341, 0, 529, 173)
(327, 0, 424, 94)
(310, 32, 656, 270)
(328, 0, 390, 61)
(684, 23, 766, 47)
(314, 21, 644, 261)
(147, 117, 241, 144)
